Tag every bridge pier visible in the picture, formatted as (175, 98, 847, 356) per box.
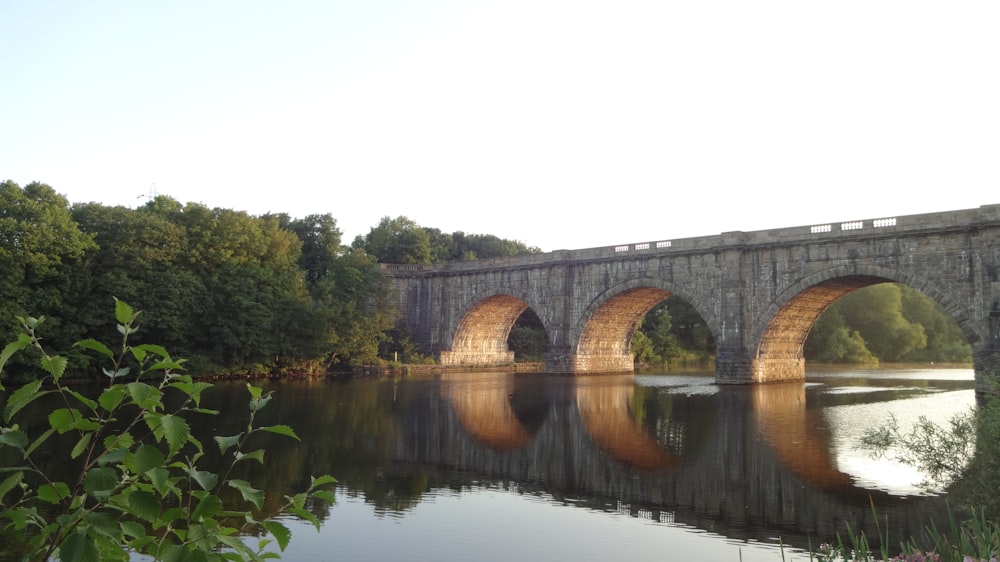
(439, 350, 515, 366)
(715, 350, 806, 384)
(544, 348, 634, 374)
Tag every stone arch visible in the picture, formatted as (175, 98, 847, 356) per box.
(440, 290, 549, 366)
(748, 263, 981, 382)
(569, 279, 716, 373)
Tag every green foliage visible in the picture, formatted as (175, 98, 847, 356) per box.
(0, 304, 335, 561)
(806, 284, 972, 364)
(354, 215, 541, 264)
(632, 298, 714, 365)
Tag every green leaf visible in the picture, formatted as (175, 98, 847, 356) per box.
(114, 298, 135, 325)
(187, 468, 218, 492)
(260, 424, 300, 441)
(214, 434, 241, 456)
(41, 354, 69, 381)
(0, 472, 24, 504)
(132, 343, 170, 359)
(49, 408, 86, 434)
(59, 530, 101, 562)
(311, 474, 338, 487)
(261, 520, 292, 552)
(128, 444, 165, 474)
(74, 338, 114, 359)
(120, 520, 146, 539)
(0, 429, 28, 448)
(70, 432, 93, 459)
(127, 382, 163, 410)
(312, 490, 336, 504)
(25, 427, 56, 457)
(99, 386, 127, 413)
(127, 490, 160, 522)
(228, 479, 264, 511)
(159, 415, 190, 456)
(0, 339, 30, 376)
(290, 505, 321, 530)
(191, 494, 222, 520)
(4, 379, 47, 422)
(37, 482, 71, 503)
(83, 467, 118, 494)
(235, 449, 265, 465)
(67, 389, 98, 412)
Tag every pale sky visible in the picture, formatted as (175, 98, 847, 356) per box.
(2, 1, 997, 251)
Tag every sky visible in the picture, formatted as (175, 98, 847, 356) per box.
(2, 1, 998, 252)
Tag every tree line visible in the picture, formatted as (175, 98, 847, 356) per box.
(1, 180, 973, 379)
(0, 180, 537, 379)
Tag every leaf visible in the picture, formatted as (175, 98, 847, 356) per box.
(260, 424, 300, 441)
(128, 444, 165, 475)
(0, 472, 24, 504)
(114, 298, 134, 325)
(127, 382, 163, 411)
(159, 415, 190, 456)
(83, 467, 118, 494)
(214, 434, 241, 456)
(312, 490, 336, 504)
(0, 429, 28, 448)
(67, 389, 98, 412)
(235, 449, 265, 465)
(0, 339, 30, 376)
(49, 408, 85, 434)
(74, 338, 114, 359)
(187, 468, 218, 492)
(261, 520, 292, 552)
(228, 479, 264, 511)
(59, 530, 101, 562)
(37, 481, 71, 503)
(98, 386, 127, 413)
(41, 354, 69, 381)
(132, 344, 170, 359)
(127, 490, 160, 522)
(4, 379, 47, 423)
(311, 474, 338, 487)
(25, 427, 56, 457)
(70, 433, 93, 459)
(191, 494, 222, 520)
(290, 505, 321, 530)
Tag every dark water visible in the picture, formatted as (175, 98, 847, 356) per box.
(1, 367, 978, 561)
(229, 367, 975, 561)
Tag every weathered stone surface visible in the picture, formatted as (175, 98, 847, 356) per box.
(382, 205, 1000, 387)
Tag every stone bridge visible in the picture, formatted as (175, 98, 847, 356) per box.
(382, 205, 1000, 388)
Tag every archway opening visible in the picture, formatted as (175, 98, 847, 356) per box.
(804, 282, 973, 366)
(632, 295, 716, 370)
(443, 295, 548, 367)
(507, 308, 548, 363)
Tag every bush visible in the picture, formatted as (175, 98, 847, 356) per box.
(0, 299, 335, 561)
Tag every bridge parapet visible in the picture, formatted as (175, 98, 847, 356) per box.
(381, 205, 1000, 277)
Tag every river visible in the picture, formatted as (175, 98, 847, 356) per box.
(0, 366, 978, 561)
(223, 366, 975, 561)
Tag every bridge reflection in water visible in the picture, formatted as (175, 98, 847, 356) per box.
(423, 371, 953, 548)
(206, 370, 971, 556)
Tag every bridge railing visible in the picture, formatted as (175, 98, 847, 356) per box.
(379, 204, 1000, 274)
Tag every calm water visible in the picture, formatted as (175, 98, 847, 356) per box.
(0, 367, 978, 561)
(223, 366, 975, 562)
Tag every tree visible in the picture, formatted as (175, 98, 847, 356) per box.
(353, 216, 431, 264)
(0, 181, 96, 370)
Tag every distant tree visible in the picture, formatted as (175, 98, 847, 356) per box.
(0, 181, 96, 369)
(353, 216, 432, 264)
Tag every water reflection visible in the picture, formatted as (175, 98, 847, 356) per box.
(1, 368, 978, 561)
